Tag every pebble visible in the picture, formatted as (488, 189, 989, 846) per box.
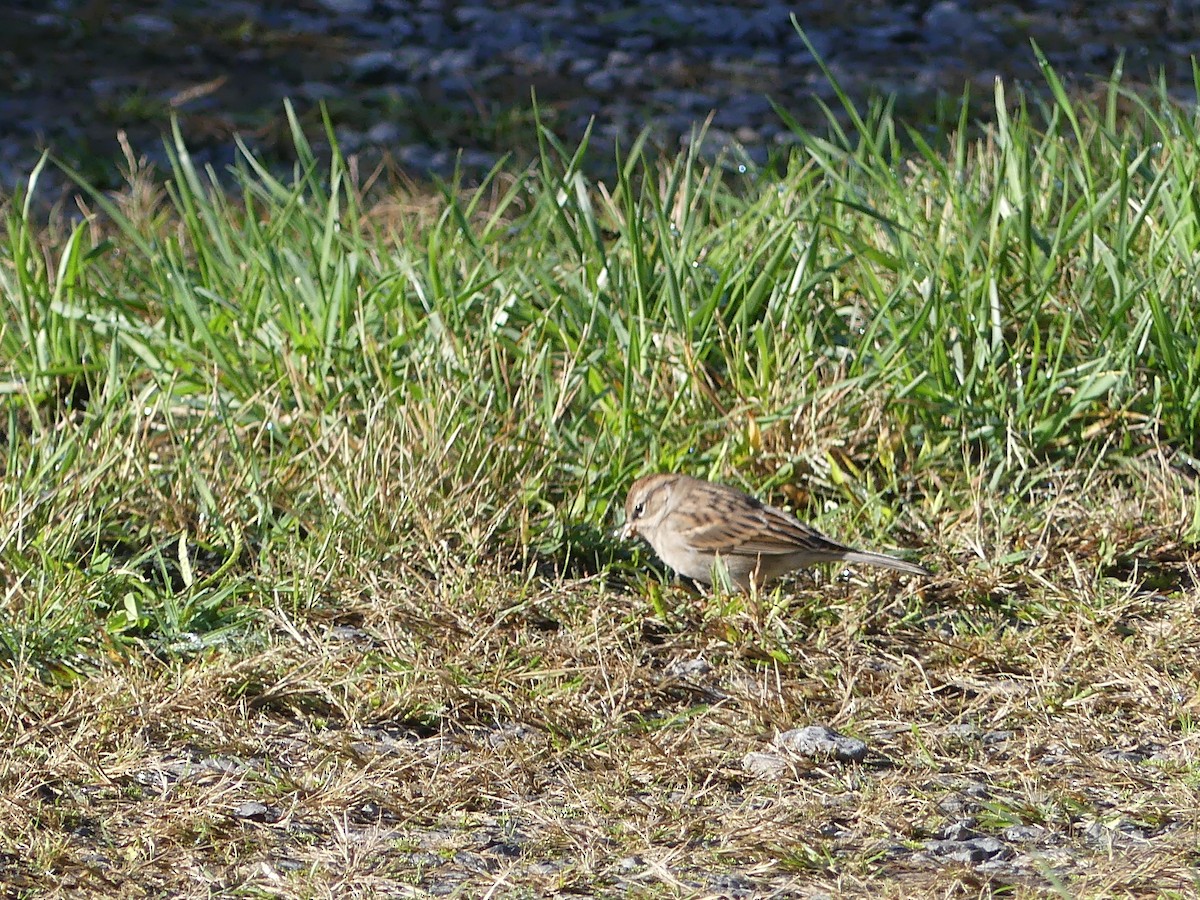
(664, 657, 713, 678)
(1001, 824, 1048, 843)
(315, 0, 374, 14)
(348, 50, 402, 83)
(924, 835, 1010, 864)
(944, 723, 982, 741)
(231, 801, 280, 823)
(742, 751, 791, 779)
(1098, 746, 1152, 763)
(775, 724, 868, 762)
(124, 13, 176, 35)
(941, 820, 978, 841)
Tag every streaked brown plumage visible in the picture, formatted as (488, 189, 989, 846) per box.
(617, 473, 929, 590)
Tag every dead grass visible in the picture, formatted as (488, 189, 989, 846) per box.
(4, 446, 1200, 898)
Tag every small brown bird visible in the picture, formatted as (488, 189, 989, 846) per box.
(617, 473, 929, 590)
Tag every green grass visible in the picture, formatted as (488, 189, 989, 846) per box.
(3, 50, 1200, 897)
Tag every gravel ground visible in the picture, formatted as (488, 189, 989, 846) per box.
(5, 0, 1200, 193)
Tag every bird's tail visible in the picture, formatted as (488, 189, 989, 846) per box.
(840, 549, 930, 577)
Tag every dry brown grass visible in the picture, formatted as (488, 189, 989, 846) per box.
(4, 447, 1200, 899)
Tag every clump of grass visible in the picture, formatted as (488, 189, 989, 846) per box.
(3, 50, 1200, 897)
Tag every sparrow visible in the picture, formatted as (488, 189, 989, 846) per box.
(617, 473, 929, 590)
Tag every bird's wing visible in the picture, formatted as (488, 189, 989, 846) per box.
(673, 494, 852, 558)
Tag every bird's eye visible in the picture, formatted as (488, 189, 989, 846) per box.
(632, 501, 645, 519)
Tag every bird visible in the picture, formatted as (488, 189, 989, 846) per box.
(616, 473, 929, 591)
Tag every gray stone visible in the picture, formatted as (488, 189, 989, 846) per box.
(617, 35, 657, 53)
(665, 657, 713, 678)
(427, 48, 477, 77)
(568, 57, 600, 77)
(366, 122, 404, 144)
(707, 872, 757, 898)
(314, 0, 373, 13)
(941, 820, 977, 841)
(458, 149, 499, 172)
(348, 50, 401, 83)
(298, 82, 343, 102)
(945, 723, 982, 741)
(1002, 824, 1047, 843)
(232, 801, 279, 823)
(742, 751, 791, 779)
(775, 725, 868, 762)
(336, 130, 364, 154)
(583, 71, 618, 93)
(1098, 747, 1149, 763)
(925, 835, 1009, 864)
(125, 14, 176, 35)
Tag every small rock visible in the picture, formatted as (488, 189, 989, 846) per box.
(397, 144, 436, 172)
(945, 723, 981, 741)
(981, 730, 1013, 746)
(1001, 824, 1047, 843)
(936, 795, 973, 815)
(125, 14, 175, 35)
(775, 725, 868, 762)
(336, 129, 364, 154)
(457, 149, 499, 172)
(583, 70, 617, 92)
(941, 820, 977, 841)
(89, 77, 131, 98)
(1037, 752, 1071, 767)
(714, 92, 774, 129)
(742, 751, 791, 779)
(1098, 747, 1149, 763)
(232, 801, 279, 823)
(366, 122, 404, 144)
(707, 872, 756, 898)
(567, 57, 599, 77)
(484, 722, 536, 748)
(298, 82, 343, 102)
(975, 858, 1021, 876)
(427, 48, 477, 77)
(348, 51, 401, 83)
(200, 755, 257, 776)
(617, 34, 657, 53)
(315, 0, 373, 13)
(925, 836, 1009, 864)
(329, 624, 370, 641)
(665, 657, 712, 678)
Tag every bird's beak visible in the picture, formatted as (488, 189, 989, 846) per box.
(614, 521, 636, 541)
